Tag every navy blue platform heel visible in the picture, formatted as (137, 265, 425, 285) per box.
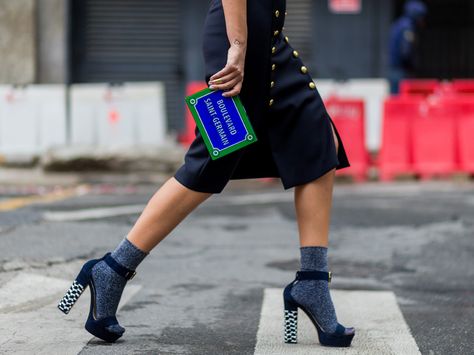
(57, 252, 137, 343)
(283, 271, 355, 347)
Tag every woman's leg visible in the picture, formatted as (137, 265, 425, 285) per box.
(126, 177, 213, 252)
(87, 177, 212, 337)
(288, 124, 350, 335)
(294, 123, 339, 247)
(294, 168, 335, 247)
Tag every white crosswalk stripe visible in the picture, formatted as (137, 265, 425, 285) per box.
(0, 272, 141, 354)
(254, 288, 421, 355)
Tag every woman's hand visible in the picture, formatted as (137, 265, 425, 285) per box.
(208, 41, 246, 97)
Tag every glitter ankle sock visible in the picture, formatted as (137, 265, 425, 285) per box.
(289, 246, 339, 333)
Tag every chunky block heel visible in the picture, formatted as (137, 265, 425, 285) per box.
(282, 271, 355, 347)
(57, 252, 137, 343)
(283, 298, 298, 343)
(58, 280, 86, 314)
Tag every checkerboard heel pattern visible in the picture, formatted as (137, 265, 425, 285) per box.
(283, 300, 298, 343)
(58, 280, 86, 314)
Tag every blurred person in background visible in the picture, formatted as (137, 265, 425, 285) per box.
(389, 0, 428, 94)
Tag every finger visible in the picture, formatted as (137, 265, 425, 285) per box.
(209, 71, 240, 85)
(209, 64, 239, 81)
(222, 88, 240, 97)
(222, 82, 242, 97)
(210, 65, 236, 80)
(210, 77, 241, 91)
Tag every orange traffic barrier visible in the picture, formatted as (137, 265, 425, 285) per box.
(412, 97, 457, 179)
(452, 80, 474, 95)
(452, 97, 474, 173)
(400, 79, 440, 97)
(179, 81, 208, 146)
(379, 97, 423, 181)
(325, 97, 368, 182)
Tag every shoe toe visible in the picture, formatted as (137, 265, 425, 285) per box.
(335, 323, 355, 336)
(344, 327, 355, 336)
(106, 324, 125, 335)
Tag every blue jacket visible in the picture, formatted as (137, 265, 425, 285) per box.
(389, 0, 427, 70)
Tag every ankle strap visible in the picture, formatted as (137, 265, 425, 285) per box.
(103, 252, 137, 280)
(295, 270, 332, 283)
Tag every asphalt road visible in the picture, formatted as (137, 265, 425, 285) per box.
(0, 178, 473, 354)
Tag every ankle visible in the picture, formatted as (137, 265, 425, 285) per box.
(299, 246, 329, 272)
(111, 236, 149, 271)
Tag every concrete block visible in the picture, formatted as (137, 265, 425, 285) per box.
(0, 85, 66, 158)
(70, 82, 168, 148)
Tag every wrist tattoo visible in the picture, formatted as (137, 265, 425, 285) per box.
(233, 39, 245, 47)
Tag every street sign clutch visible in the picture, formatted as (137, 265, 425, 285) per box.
(185, 88, 257, 160)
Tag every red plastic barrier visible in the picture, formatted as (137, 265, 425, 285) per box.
(179, 81, 208, 146)
(378, 97, 423, 181)
(325, 97, 368, 182)
(400, 79, 440, 97)
(412, 97, 457, 178)
(452, 80, 474, 95)
(453, 97, 474, 173)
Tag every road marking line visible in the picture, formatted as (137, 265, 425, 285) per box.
(0, 272, 141, 354)
(43, 194, 293, 221)
(254, 288, 421, 355)
(0, 185, 90, 212)
(42, 193, 293, 222)
(43, 204, 145, 221)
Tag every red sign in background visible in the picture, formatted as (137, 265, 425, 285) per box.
(329, 0, 362, 14)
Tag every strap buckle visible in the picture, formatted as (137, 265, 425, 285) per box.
(125, 270, 137, 280)
(328, 271, 332, 283)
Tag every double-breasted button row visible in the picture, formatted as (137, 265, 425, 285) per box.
(275, 9, 287, 18)
(299, 66, 316, 89)
(269, 7, 286, 107)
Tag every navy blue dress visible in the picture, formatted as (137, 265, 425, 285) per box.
(174, 0, 350, 193)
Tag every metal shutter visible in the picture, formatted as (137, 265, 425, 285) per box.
(417, 0, 474, 79)
(71, 0, 183, 130)
(284, 0, 313, 67)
